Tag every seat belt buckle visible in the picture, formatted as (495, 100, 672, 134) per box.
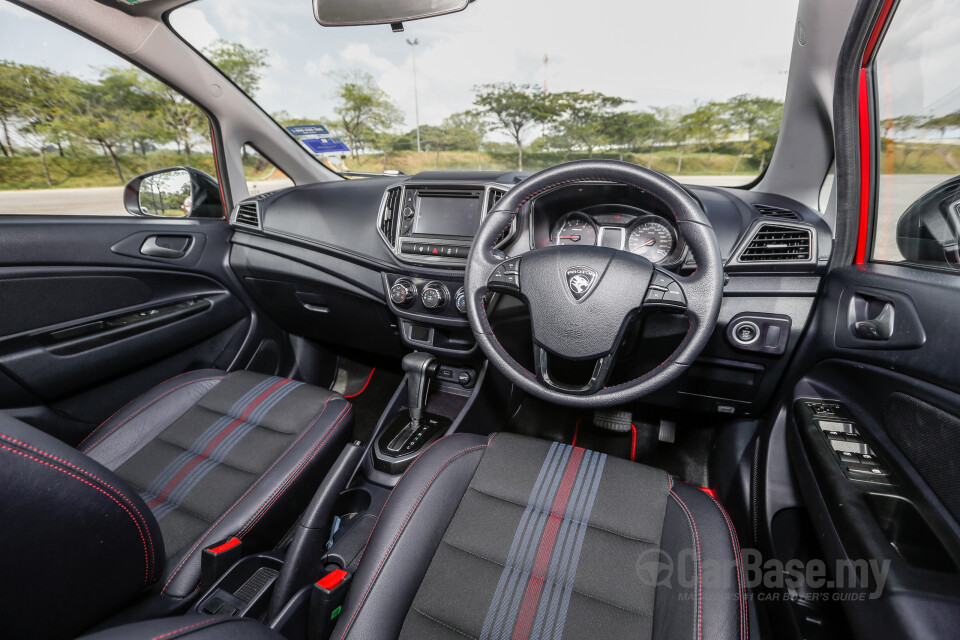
(308, 568, 352, 640)
(200, 536, 243, 589)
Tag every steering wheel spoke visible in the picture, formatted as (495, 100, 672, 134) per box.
(641, 267, 688, 314)
(533, 344, 616, 395)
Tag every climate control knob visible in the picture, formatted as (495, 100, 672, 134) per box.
(455, 287, 467, 315)
(390, 279, 417, 307)
(421, 282, 449, 311)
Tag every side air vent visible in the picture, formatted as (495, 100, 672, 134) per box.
(234, 201, 261, 229)
(487, 187, 515, 247)
(739, 224, 812, 262)
(379, 186, 402, 247)
(754, 203, 800, 220)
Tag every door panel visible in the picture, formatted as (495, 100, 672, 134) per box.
(0, 217, 254, 445)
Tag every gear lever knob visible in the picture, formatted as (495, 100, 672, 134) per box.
(402, 352, 438, 428)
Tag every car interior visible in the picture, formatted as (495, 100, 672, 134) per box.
(1, 0, 959, 639)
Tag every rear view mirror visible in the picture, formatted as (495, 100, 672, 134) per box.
(896, 175, 960, 268)
(313, 0, 469, 27)
(123, 167, 223, 219)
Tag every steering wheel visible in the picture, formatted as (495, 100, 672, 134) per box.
(465, 160, 723, 408)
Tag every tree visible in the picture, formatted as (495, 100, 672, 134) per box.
(442, 110, 488, 169)
(551, 91, 629, 158)
(600, 111, 661, 162)
(14, 65, 77, 185)
(145, 77, 207, 166)
(332, 70, 404, 160)
(724, 95, 782, 173)
(0, 60, 23, 156)
(473, 83, 557, 171)
(204, 40, 268, 97)
(680, 102, 729, 168)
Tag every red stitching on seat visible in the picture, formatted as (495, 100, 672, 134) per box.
(238, 403, 354, 537)
(148, 617, 229, 640)
(0, 432, 159, 581)
(337, 441, 489, 640)
(705, 492, 747, 640)
(160, 396, 349, 595)
(670, 489, 702, 640)
(80, 375, 225, 453)
(0, 444, 153, 586)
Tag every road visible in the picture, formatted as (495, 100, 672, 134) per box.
(0, 174, 950, 263)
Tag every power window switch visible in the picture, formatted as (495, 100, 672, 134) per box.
(845, 463, 891, 478)
(858, 452, 879, 466)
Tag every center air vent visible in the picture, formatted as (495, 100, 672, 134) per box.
(754, 203, 800, 220)
(739, 224, 812, 262)
(234, 202, 261, 229)
(379, 186, 402, 247)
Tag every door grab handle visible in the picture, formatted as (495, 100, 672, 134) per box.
(853, 302, 894, 340)
(141, 236, 189, 259)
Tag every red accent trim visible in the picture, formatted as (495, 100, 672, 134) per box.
(571, 418, 582, 447)
(148, 379, 292, 508)
(512, 447, 585, 640)
(630, 423, 637, 462)
(862, 0, 897, 66)
(343, 368, 375, 398)
(317, 568, 348, 590)
(207, 536, 240, 554)
(856, 68, 872, 264)
(699, 486, 719, 501)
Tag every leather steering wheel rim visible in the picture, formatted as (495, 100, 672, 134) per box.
(465, 159, 724, 408)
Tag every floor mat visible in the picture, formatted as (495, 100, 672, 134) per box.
(333, 359, 402, 443)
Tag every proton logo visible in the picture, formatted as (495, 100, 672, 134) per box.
(566, 266, 598, 300)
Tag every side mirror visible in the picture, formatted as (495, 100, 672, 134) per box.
(896, 175, 960, 268)
(123, 167, 224, 219)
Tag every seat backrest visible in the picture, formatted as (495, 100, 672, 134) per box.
(0, 415, 164, 639)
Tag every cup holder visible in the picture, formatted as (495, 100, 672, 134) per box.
(865, 493, 958, 572)
(334, 487, 372, 520)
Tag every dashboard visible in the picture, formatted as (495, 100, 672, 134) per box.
(227, 169, 833, 416)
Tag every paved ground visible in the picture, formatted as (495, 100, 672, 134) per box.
(0, 174, 950, 264)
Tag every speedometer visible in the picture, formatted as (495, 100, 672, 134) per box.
(554, 212, 598, 246)
(627, 218, 676, 263)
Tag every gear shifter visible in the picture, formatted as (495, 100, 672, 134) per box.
(386, 352, 438, 454)
(403, 352, 438, 427)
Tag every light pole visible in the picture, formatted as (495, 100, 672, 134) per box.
(407, 38, 422, 154)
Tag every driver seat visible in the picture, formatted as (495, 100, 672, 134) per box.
(333, 432, 745, 640)
(82, 432, 746, 640)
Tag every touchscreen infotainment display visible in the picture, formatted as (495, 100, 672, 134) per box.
(413, 194, 482, 238)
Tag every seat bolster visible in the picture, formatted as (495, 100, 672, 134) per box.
(654, 481, 746, 640)
(81, 369, 227, 466)
(0, 414, 165, 639)
(79, 615, 283, 640)
(333, 433, 491, 640)
(159, 394, 354, 599)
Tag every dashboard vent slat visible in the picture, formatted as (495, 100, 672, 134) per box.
(739, 224, 812, 262)
(754, 203, 801, 220)
(488, 188, 513, 247)
(234, 202, 261, 229)
(379, 186, 402, 247)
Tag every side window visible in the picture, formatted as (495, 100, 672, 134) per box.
(243, 145, 293, 196)
(0, 4, 222, 218)
(871, 0, 960, 266)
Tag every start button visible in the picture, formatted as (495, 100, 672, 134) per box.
(732, 321, 760, 345)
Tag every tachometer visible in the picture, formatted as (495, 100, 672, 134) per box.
(554, 212, 598, 246)
(627, 218, 676, 263)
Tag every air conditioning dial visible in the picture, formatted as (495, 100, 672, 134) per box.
(455, 287, 467, 315)
(421, 282, 449, 311)
(390, 279, 417, 307)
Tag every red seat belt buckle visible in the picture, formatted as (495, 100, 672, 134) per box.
(201, 536, 243, 589)
(309, 568, 352, 640)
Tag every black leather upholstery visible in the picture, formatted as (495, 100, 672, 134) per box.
(0, 415, 164, 640)
(0, 369, 352, 638)
(333, 433, 746, 640)
(78, 616, 282, 640)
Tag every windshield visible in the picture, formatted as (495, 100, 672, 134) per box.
(171, 0, 799, 185)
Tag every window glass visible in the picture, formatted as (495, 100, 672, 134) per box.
(243, 145, 293, 196)
(872, 0, 960, 265)
(0, 3, 220, 217)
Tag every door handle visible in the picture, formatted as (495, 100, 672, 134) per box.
(853, 301, 894, 340)
(140, 235, 190, 259)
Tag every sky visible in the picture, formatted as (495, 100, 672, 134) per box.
(1, 0, 801, 134)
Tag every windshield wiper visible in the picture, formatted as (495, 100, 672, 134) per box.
(337, 169, 406, 178)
